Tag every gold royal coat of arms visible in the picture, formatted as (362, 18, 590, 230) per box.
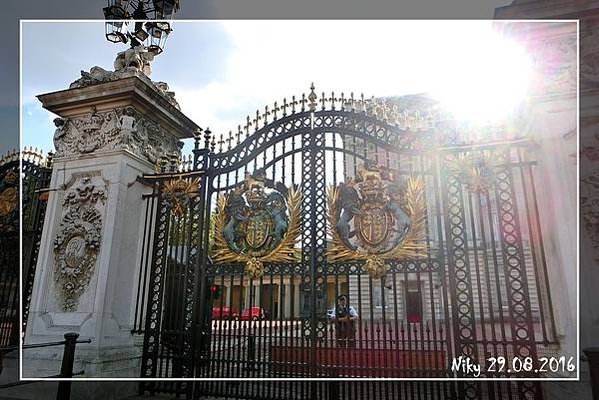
(213, 170, 301, 279)
(327, 160, 427, 279)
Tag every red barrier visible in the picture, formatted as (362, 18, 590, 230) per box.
(269, 346, 446, 377)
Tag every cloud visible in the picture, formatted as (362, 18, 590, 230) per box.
(169, 20, 512, 137)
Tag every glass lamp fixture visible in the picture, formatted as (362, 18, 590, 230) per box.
(103, 0, 180, 55)
(153, 0, 179, 19)
(105, 22, 128, 44)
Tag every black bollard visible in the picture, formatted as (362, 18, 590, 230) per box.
(56, 332, 79, 400)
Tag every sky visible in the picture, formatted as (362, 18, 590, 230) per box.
(21, 19, 534, 157)
(2, 0, 514, 155)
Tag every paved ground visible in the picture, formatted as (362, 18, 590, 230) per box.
(0, 353, 228, 400)
(0, 352, 58, 400)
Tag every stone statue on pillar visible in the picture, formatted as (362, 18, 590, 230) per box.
(69, 46, 179, 110)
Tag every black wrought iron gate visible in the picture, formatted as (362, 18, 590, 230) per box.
(0, 149, 51, 350)
(136, 88, 556, 400)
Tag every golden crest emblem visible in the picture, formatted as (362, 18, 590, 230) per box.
(0, 187, 17, 217)
(163, 177, 201, 216)
(327, 160, 427, 279)
(355, 204, 392, 247)
(0, 169, 18, 227)
(244, 209, 273, 250)
(213, 170, 301, 279)
(446, 151, 495, 193)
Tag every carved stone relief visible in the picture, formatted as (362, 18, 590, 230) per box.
(581, 119, 599, 162)
(53, 106, 182, 164)
(581, 28, 599, 87)
(53, 175, 107, 311)
(113, 45, 154, 76)
(582, 171, 599, 262)
(582, 118, 599, 261)
(531, 34, 577, 95)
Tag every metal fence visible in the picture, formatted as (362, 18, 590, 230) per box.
(131, 89, 557, 400)
(0, 149, 51, 348)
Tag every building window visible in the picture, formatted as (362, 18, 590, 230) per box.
(405, 281, 422, 323)
(374, 285, 391, 308)
(374, 286, 383, 308)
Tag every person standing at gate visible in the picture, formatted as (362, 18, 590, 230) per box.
(330, 294, 358, 348)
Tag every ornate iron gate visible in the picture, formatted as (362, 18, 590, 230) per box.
(0, 149, 51, 346)
(22, 150, 53, 337)
(136, 87, 556, 399)
(0, 151, 20, 349)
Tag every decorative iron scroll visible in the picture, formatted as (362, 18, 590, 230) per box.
(163, 177, 201, 216)
(446, 151, 496, 193)
(213, 170, 301, 279)
(327, 160, 427, 279)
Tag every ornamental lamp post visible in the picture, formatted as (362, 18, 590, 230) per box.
(103, 0, 180, 56)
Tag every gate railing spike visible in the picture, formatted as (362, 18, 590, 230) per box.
(245, 116, 251, 138)
(236, 125, 242, 145)
(159, 155, 169, 173)
(254, 110, 261, 131)
(204, 127, 212, 151)
(181, 154, 187, 172)
(193, 128, 202, 150)
(226, 131, 233, 151)
(21, 147, 49, 166)
(214, 88, 442, 148)
(168, 153, 179, 172)
(368, 96, 376, 118)
(389, 105, 399, 125)
(208, 128, 216, 152)
(263, 105, 270, 127)
(308, 83, 317, 112)
(217, 133, 225, 153)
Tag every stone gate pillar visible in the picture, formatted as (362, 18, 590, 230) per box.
(492, 15, 583, 398)
(23, 63, 199, 393)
